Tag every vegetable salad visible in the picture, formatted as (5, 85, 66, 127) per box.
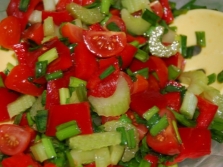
(0, 0, 223, 167)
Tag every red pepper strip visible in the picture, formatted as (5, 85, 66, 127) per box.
(196, 96, 218, 128)
(159, 0, 174, 24)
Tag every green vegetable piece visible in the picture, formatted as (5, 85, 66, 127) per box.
(35, 110, 48, 133)
(195, 31, 206, 47)
(150, 115, 169, 136)
(168, 65, 181, 80)
(38, 47, 58, 64)
(217, 70, 223, 83)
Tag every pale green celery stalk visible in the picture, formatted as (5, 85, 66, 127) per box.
(88, 75, 130, 117)
(38, 47, 58, 64)
(69, 131, 121, 151)
(7, 95, 36, 118)
(95, 147, 111, 167)
(121, 9, 151, 35)
(30, 95, 45, 119)
(66, 3, 105, 25)
(70, 149, 95, 166)
(43, 16, 55, 36)
(180, 90, 198, 119)
(103, 120, 139, 162)
(43, 0, 56, 11)
(28, 10, 42, 24)
(110, 145, 125, 165)
(30, 142, 48, 162)
(59, 88, 70, 105)
(121, 0, 150, 13)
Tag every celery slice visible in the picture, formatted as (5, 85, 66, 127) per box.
(88, 75, 131, 116)
(43, 16, 55, 36)
(69, 131, 121, 151)
(103, 120, 139, 162)
(95, 147, 111, 167)
(121, 9, 150, 35)
(7, 95, 36, 118)
(30, 142, 48, 162)
(110, 145, 125, 165)
(66, 3, 105, 25)
(30, 95, 45, 119)
(121, 0, 149, 13)
(70, 149, 95, 165)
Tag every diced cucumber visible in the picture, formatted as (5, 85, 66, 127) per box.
(7, 95, 36, 118)
(121, 0, 150, 13)
(70, 149, 95, 165)
(110, 145, 125, 165)
(66, 3, 105, 25)
(88, 75, 131, 117)
(180, 90, 198, 119)
(121, 9, 151, 35)
(69, 131, 121, 151)
(103, 120, 139, 162)
(95, 147, 111, 167)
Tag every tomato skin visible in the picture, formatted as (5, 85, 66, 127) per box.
(150, 0, 164, 18)
(104, 15, 126, 32)
(0, 88, 20, 122)
(61, 23, 83, 43)
(131, 74, 149, 94)
(0, 124, 31, 155)
(83, 30, 127, 58)
(2, 153, 41, 167)
(163, 92, 182, 112)
(126, 34, 148, 45)
(5, 64, 45, 96)
(22, 23, 44, 45)
(163, 52, 185, 71)
(144, 154, 159, 167)
(0, 16, 21, 49)
(45, 102, 93, 136)
(146, 109, 181, 155)
(159, 0, 174, 24)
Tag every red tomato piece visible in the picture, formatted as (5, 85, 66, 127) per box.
(45, 102, 93, 136)
(99, 56, 119, 70)
(0, 124, 31, 155)
(83, 30, 127, 57)
(163, 92, 182, 112)
(104, 15, 126, 32)
(72, 41, 99, 81)
(144, 154, 159, 167)
(126, 33, 148, 45)
(196, 96, 218, 128)
(0, 88, 20, 122)
(146, 109, 181, 155)
(131, 74, 149, 95)
(2, 153, 41, 167)
(22, 23, 44, 45)
(42, 10, 74, 26)
(147, 74, 160, 91)
(0, 16, 21, 49)
(163, 52, 185, 71)
(60, 22, 84, 43)
(159, 0, 174, 24)
(89, 23, 105, 31)
(150, 0, 164, 18)
(5, 64, 45, 96)
(7, 0, 41, 30)
(56, 0, 95, 11)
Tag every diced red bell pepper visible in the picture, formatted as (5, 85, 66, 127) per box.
(144, 154, 159, 167)
(196, 96, 218, 128)
(159, 0, 174, 24)
(45, 102, 93, 136)
(163, 92, 181, 112)
(131, 74, 149, 94)
(42, 10, 74, 26)
(126, 33, 148, 45)
(163, 52, 185, 71)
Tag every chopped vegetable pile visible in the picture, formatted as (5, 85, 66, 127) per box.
(0, 0, 223, 167)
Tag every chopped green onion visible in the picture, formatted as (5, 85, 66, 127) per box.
(211, 129, 223, 143)
(41, 90, 47, 106)
(142, 9, 161, 25)
(13, 113, 23, 125)
(100, 65, 116, 79)
(173, 9, 188, 17)
(35, 110, 48, 133)
(41, 137, 57, 158)
(133, 68, 149, 79)
(106, 22, 121, 31)
(38, 47, 58, 64)
(35, 61, 48, 78)
(143, 106, 159, 121)
(75, 84, 87, 102)
(26, 111, 35, 126)
(168, 65, 181, 80)
(146, 113, 160, 129)
(69, 77, 87, 88)
(217, 70, 223, 83)
(68, 43, 78, 53)
(65, 151, 75, 167)
(45, 70, 63, 81)
(19, 0, 30, 12)
(119, 114, 132, 124)
(134, 49, 149, 62)
(180, 35, 187, 57)
(207, 73, 216, 85)
(56, 120, 77, 131)
(150, 115, 169, 136)
(172, 120, 182, 144)
(56, 121, 81, 141)
(4, 62, 15, 74)
(116, 127, 136, 149)
(185, 46, 195, 58)
(180, 0, 196, 9)
(116, 127, 128, 146)
(129, 40, 140, 48)
(195, 31, 206, 47)
(0, 75, 5, 87)
(101, 0, 111, 15)
(139, 159, 151, 167)
(59, 88, 70, 105)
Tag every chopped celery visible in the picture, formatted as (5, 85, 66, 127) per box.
(121, 9, 151, 35)
(59, 88, 70, 105)
(110, 145, 125, 165)
(69, 77, 87, 87)
(30, 142, 48, 162)
(66, 3, 105, 25)
(168, 65, 181, 80)
(43, 16, 55, 36)
(43, 0, 56, 11)
(7, 95, 36, 118)
(95, 147, 111, 167)
(38, 47, 58, 64)
(69, 131, 121, 151)
(70, 149, 95, 165)
(121, 0, 149, 13)
(180, 90, 198, 119)
(30, 95, 45, 119)
(88, 75, 130, 116)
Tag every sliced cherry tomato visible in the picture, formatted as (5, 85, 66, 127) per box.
(0, 88, 20, 122)
(83, 30, 127, 57)
(150, 0, 164, 18)
(1, 153, 41, 167)
(163, 52, 185, 71)
(22, 23, 44, 45)
(5, 64, 45, 96)
(89, 23, 105, 31)
(0, 16, 21, 49)
(146, 109, 181, 155)
(144, 154, 159, 167)
(60, 22, 83, 43)
(45, 102, 93, 136)
(131, 74, 149, 94)
(44, 162, 57, 167)
(0, 124, 31, 155)
(104, 15, 126, 32)
(159, 0, 174, 24)
(42, 10, 74, 26)
(163, 92, 182, 112)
